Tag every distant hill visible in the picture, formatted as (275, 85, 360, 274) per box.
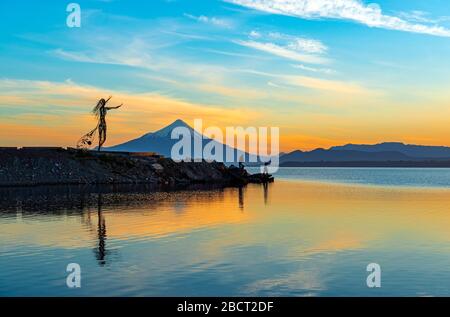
(280, 148, 415, 163)
(331, 142, 450, 159)
(280, 142, 450, 167)
(107, 119, 256, 165)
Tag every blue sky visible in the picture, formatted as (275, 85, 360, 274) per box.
(1, 0, 450, 150)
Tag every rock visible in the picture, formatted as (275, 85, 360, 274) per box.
(0, 148, 274, 187)
(151, 163, 164, 171)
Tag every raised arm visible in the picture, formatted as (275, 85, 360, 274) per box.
(104, 96, 112, 105)
(106, 104, 123, 110)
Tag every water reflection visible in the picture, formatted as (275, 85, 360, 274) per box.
(263, 182, 269, 205)
(0, 183, 258, 267)
(2, 180, 450, 296)
(237, 182, 270, 210)
(96, 194, 107, 266)
(0, 184, 236, 215)
(238, 187, 244, 210)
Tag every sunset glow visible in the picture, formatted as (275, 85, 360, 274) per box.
(1, 0, 450, 151)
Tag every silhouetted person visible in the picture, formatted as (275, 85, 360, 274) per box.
(263, 160, 271, 175)
(239, 155, 245, 171)
(77, 97, 123, 151)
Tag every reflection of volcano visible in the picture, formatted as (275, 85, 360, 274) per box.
(238, 187, 244, 210)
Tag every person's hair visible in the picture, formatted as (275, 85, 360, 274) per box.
(92, 99, 106, 117)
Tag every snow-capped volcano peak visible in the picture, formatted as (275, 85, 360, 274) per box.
(145, 119, 193, 138)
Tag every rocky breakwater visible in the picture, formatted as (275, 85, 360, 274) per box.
(0, 148, 274, 187)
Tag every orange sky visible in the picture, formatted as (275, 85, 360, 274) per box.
(2, 79, 450, 152)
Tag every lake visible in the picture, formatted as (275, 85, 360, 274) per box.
(1, 168, 450, 296)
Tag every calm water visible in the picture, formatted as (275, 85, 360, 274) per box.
(1, 168, 450, 296)
(251, 167, 450, 188)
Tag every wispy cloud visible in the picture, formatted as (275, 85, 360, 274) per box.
(261, 31, 328, 54)
(398, 10, 436, 24)
(226, 0, 450, 37)
(184, 13, 234, 28)
(287, 38, 327, 54)
(284, 75, 371, 95)
(292, 64, 335, 75)
(0, 78, 261, 146)
(238, 68, 375, 95)
(238, 30, 329, 64)
(235, 40, 329, 64)
(249, 30, 262, 39)
(52, 48, 118, 65)
(52, 45, 155, 70)
(398, 10, 450, 24)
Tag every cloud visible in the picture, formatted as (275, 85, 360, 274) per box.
(184, 13, 233, 28)
(196, 83, 265, 99)
(0, 79, 261, 146)
(51, 37, 158, 70)
(239, 31, 329, 64)
(237, 68, 375, 95)
(267, 81, 282, 88)
(52, 48, 110, 64)
(284, 75, 371, 94)
(235, 40, 329, 64)
(249, 30, 262, 39)
(398, 10, 450, 25)
(292, 64, 335, 75)
(287, 38, 327, 54)
(398, 10, 436, 24)
(226, 0, 450, 37)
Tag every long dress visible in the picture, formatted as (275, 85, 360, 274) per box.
(77, 105, 107, 151)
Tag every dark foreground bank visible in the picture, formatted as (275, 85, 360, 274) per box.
(0, 148, 273, 187)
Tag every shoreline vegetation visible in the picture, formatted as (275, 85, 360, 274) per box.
(0, 147, 273, 187)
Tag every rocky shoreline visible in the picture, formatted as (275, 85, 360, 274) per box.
(0, 148, 274, 187)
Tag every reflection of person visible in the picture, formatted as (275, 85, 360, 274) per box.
(263, 182, 269, 205)
(96, 193, 107, 266)
(77, 97, 123, 151)
(238, 186, 244, 210)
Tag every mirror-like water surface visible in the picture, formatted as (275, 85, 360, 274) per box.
(1, 169, 450, 296)
(252, 167, 450, 188)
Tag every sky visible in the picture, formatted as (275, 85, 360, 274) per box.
(1, 0, 450, 151)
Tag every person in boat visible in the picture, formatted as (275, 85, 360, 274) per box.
(263, 160, 272, 175)
(238, 155, 245, 170)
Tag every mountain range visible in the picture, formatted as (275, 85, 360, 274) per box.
(280, 142, 450, 167)
(108, 120, 450, 167)
(331, 142, 450, 158)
